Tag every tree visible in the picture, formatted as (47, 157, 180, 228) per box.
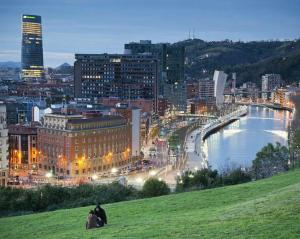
(252, 142, 289, 179)
(176, 168, 222, 192)
(223, 169, 252, 185)
(289, 128, 300, 168)
(142, 178, 170, 197)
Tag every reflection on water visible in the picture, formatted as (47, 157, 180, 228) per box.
(204, 106, 292, 172)
(263, 130, 288, 139)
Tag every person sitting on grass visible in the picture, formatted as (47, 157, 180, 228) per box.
(86, 210, 101, 229)
(94, 203, 107, 226)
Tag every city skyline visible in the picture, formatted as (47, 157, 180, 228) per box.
(0, 0, 300, 67)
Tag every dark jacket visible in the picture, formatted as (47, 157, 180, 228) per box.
(86, 214, 99, 229)
(94, 206, 107, 224)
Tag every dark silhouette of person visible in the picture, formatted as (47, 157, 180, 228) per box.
(94, 203, 107, 226)
(86, 210, 99, 229)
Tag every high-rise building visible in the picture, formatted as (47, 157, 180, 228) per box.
(213, 70, 227, 106)
(21, 14, 44, 81)
(164, 45, 186, 112)
(74, 54, 158, 112)
(125, 41, 186, 112)
(199, 78, 215, 102)
(261, 74, 282, 99)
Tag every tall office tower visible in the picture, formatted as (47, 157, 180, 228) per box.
(164, 45, 186, 112)
(125, 41, 186, 112)
(124, 40, 166, 97)
(21, 14, 44, 81)
(213, 70, 227, 106)
(74, 54, 158, 111)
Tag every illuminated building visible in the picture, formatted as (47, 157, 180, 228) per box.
(199, 78, 215, 102)
(21, 14, 44, 81)
(272, 88, 288, 106)
(261, 74, 282, 100)
(74, 54, 158, 112)
(37, 110, 132, 178)
(8, 123, 39, 178)
(125, 41, 186, 112)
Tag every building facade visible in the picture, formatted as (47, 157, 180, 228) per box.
(8, 123, 39, 178)
(262, 74, 282, 100)
(271, 88, 288, 106)
(21, 14, 44, 81)
(0, 103, 9, 169)
(213, 70, 227, 106)
(125, 41, 186, 112)
(0, 103, 8, 186)
(37, 112, 132, 178)
(199, 78, 215, 101)
(115, 105, 141, 157)
(74, 54, 158, 112)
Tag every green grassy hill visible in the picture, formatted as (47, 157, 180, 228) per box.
(1, 170, 300, 239)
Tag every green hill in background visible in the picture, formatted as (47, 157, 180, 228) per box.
(179, 39, 300, 85)
(1, 169, 300, 239)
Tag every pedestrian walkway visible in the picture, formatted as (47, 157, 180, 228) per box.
(184, 128, 207, 171)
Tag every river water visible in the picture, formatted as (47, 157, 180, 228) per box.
(203, 106, 292, 172)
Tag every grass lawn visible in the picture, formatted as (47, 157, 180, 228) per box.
(1, 169, 300, 239)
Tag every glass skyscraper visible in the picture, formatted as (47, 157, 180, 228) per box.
(21, 14, 44, 80)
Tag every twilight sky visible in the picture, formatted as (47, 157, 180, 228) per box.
(0, 0, 299, 67)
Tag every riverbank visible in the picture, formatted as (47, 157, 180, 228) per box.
(237, 102, 293, 112)
(202, 106, 248, 140)
(184, 106, 248, 171)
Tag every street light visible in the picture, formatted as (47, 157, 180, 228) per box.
(136, 177, 143, 184)
(45, 171, 53, 178)
(111, 167, 118, 174)
(149, 170, 157, 176)
(45, 171, 53, 184)
(92, 174, 98, 180)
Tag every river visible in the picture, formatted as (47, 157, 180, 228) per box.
(202, 106, 293, 172)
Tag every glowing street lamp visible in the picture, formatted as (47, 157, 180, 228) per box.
(92, 174, 98, 180)
(45, 171, 53, 179)
(136, 177, 143, 184)
(149, 170, 157, 176)
(111, 167, 118, 174)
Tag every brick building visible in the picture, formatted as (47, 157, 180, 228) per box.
(37, 111, 133, 178)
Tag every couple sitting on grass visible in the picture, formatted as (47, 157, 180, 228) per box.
(86, 203, 107, 230)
